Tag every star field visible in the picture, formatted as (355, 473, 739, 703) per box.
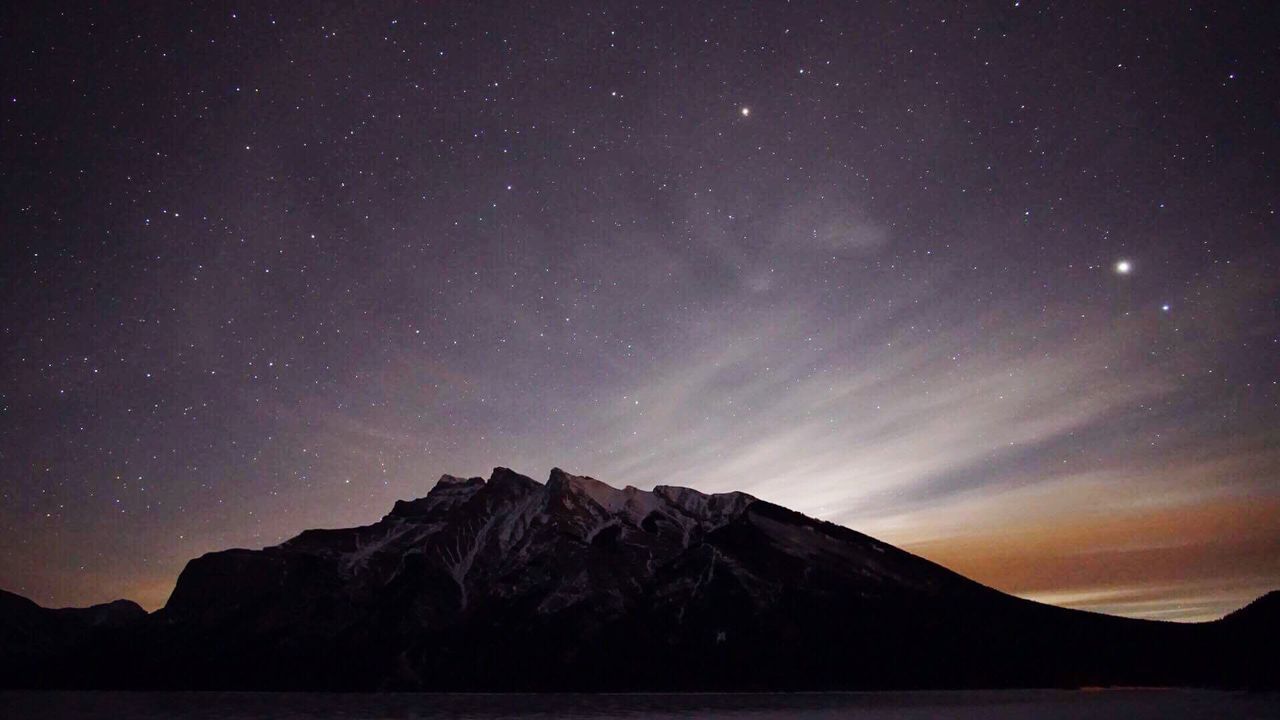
(1, 2, 1277, 620)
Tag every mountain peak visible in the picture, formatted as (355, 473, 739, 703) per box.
(652, 483, 754, 520)
(487, 466, 540, 494)
(387, 473, 484, 519)
(546, 467, 623, 507)
(436, 473, 484, 488)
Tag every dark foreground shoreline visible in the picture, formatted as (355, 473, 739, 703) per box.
(3, 688, 1278, 720)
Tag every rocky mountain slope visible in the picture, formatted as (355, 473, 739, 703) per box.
(2, 468, 1276, 690)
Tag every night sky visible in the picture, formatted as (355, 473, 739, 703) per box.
(3, 2, 1277, 622)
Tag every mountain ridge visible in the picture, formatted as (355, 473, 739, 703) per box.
(2, 467, 1276, 691)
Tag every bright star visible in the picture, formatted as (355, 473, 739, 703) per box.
(740, 106, 750, 117)
(1115, 259, 1132, 275)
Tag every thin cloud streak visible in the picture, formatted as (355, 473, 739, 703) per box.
(539, 278, 1276, 620)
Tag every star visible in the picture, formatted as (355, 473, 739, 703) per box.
(4, 0, 1273, 629)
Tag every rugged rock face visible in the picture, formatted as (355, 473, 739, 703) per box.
(3, 467, 1277, 690)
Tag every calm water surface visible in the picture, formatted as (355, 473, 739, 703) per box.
(1, 689, 1276, 719)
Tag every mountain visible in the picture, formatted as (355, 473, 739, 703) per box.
(2, 468, 1276, 690)
(0, 589, 145, 685)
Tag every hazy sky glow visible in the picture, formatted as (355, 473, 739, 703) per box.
(2, 2, 1277, 621)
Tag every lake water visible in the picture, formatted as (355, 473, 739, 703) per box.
(1, 689, 1276, 719)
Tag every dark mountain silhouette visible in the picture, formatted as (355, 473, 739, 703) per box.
(0, 588, 145, 684)
(2, 468, 1276, 690)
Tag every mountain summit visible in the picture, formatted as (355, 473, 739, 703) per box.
(2, 468, 1276, 690)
